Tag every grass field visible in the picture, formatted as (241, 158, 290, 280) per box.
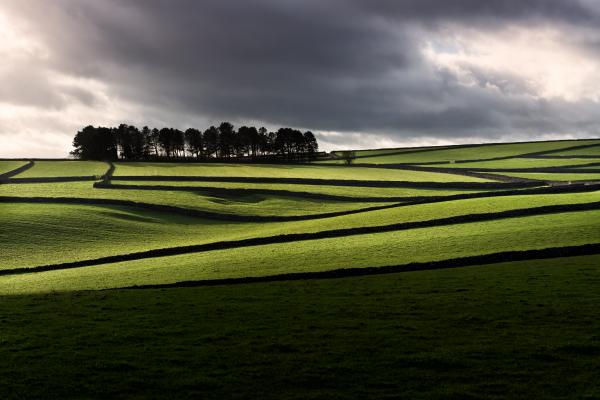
(550, 145, 600, 156)
(0, 160, 26, 175)
(332, 145, 444, 157)
(111, 180, 490, 198)
(0, 181, 392, 217)
(0, 256, 599, 399)
(1, 138, 600, 398)
(323, 139, 600, 164)
(0, 160, 25, 174)
(499, 172, 600, 181)
(113, 162, 490, 182)
(418, 157, 600, 169)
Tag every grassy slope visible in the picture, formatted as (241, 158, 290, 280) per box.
(114, 162, 489, 182)
(0, 161, 26, 174)
(0, 182, 387, 217)
(3, 190, 600, 270)
(2, 150, 600, 398)
(498, 172, 600, 181)
(328, 140, 600, 164)
(332, 145, 443, 157)
(421, 157, 599, 169)
(17, 161, 108, 177)
(551, 145, 600, 156)
(0, 256, 599, 399)
(2, 208, 599, 292)
(113, 180, 490, 198)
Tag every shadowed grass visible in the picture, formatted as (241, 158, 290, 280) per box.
(0, 181, 389, 217)
(0, 255, 598, 399)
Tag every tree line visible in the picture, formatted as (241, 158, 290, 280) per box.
(71, 122, 319, 161)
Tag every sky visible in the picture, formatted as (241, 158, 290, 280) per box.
(1, 0, 600, 157)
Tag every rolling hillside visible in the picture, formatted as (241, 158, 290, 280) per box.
(1, 138, 600, 399)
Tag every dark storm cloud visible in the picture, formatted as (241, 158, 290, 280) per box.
(4, 0, 600, 151)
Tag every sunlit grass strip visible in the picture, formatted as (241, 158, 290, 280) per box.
(120, 243, 600, 290)
(4, 202, 599, 276)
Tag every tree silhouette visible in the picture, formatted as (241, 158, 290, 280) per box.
(71, 125, 117, 160)
(218, 122, 235, 158)
(203, 126, 219, 158)
(72, 122, 320, 161)
(158, 128, 173, 158)
(185, 128, 203, 158)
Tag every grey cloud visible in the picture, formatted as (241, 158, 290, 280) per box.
(2, 0, 600, 153)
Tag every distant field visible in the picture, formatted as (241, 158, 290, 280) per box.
(2, 207, 598, 292)
(3, 189, 599, 271)
(0, 160, 26, 175)
(114, 162, 490, 182)
(421, 157, 599, 169)
(2, 138, 600, 398)
(499, 172, 600, 181)
(323, 139, 600, 164)
(111, 180, 489, 198)
(17, 160, 108, 177)
(550, 145, 600, 156)
(332, 145, 444, 158)
(0, 182, 386, 217)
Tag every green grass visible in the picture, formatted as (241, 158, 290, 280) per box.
(497, 172, 600, 181)
(421, 157, 599, 169)
(325, 140, 600, 164)
(113, 180, 491, 198)
(0, 203, 261, 269)
(2, 208, 598, 292)
(332, 145, 444, 157)
(17, 160, 108, 177)
(550, 145, 600, 156)
(3, 190, 599, 271)
(3, 150, 600, 399)
(114, 162, 489, 182)
(0, 256, 599, 399)
(0, 182, 387, 217)
(0, 160, 26, 174)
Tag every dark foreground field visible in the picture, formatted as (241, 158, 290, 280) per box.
(2, 256, 600, 399)
(1, 139, 600, 398)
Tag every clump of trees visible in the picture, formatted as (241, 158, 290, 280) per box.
(71, 122, 319, 161)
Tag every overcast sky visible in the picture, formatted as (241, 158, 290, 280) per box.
(1, 0, 600, 157)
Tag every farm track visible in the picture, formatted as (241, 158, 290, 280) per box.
(118, 243, 600, 290)
(4, 200, 600, 276)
